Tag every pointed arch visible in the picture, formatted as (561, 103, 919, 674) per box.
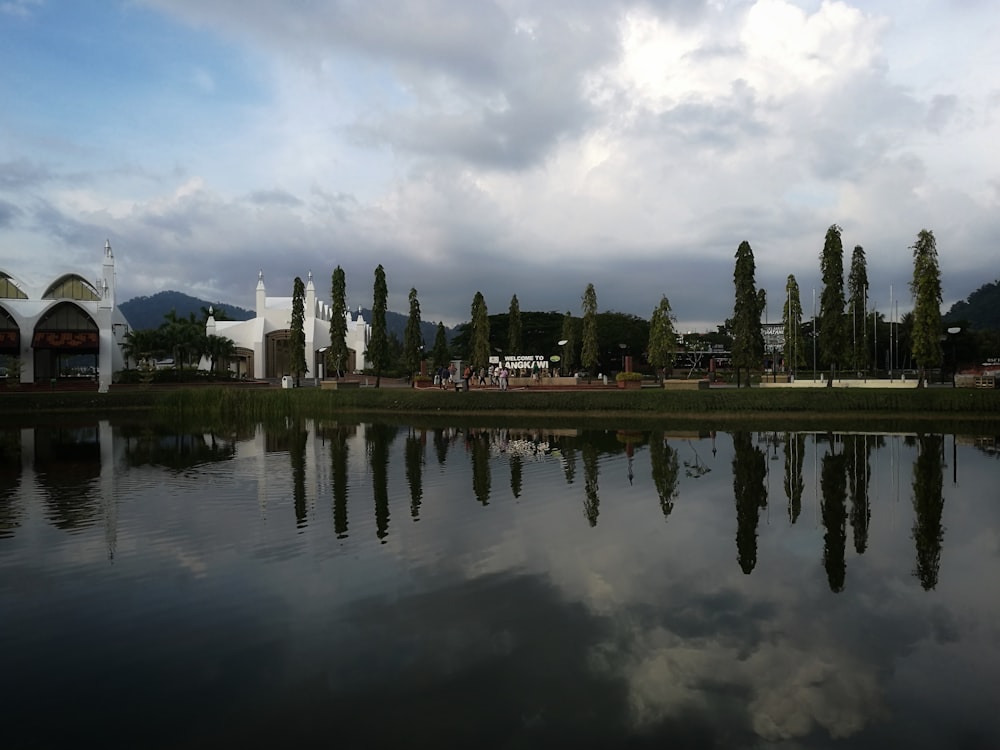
(43, 274, 100, 301)
(0, 272, 28, 300)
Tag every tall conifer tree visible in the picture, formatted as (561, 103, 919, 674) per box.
(470, 291, 490, 370)
(819, 225, 848, 386)
(403, 287, 423, 383)
(507, 295, 522, 355)
(731, 241, 764, 388)
(560, 311, 575, 374)
(647, 295, 677, 381)
(782, 275, 805, 375)
(369, 264, 389, 387)
(847, 245, 870, 375)
(290, 276, 307, 386)
(329, 266, 348, 377)
(431, 322, 449, 368)
(909, 229, 943, 387)
(581, 284, 598, 376)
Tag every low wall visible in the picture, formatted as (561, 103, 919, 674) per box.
(663, 380, 710, 390)
(758, 378, 919, 389)
(320, 380, 361, 390)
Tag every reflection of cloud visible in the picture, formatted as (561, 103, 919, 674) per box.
(602, 619, 888, 743)
(746, 644, 887, 741)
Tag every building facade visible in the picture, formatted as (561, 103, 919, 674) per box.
(205, 271, 371, 381)
(0, 241, 131, 393)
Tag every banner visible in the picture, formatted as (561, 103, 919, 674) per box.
(31, 331, 99, 349)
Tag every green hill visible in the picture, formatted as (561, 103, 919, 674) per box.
(945, 279, 1000, 330)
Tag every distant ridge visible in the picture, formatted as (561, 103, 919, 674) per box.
(119, 291, 253, 330)
(120, 289, 455, 343)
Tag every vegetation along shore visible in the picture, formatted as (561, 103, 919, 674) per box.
(3, 385, 998, 434)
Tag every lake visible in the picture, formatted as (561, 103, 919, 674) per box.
(2, 419, 998, 748)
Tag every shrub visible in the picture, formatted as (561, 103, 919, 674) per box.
(615, 371, 643, 382)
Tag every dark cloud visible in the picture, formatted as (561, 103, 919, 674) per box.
(0, 158, 54, 191)
(245, 189, 304, 207)
(0, 199, 23, 228)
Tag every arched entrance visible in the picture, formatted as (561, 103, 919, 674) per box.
(265, 330, 292, 379)
(233, 347, 254, 380)
(0, 305, 19, 360)
(32, 302, 99, 382)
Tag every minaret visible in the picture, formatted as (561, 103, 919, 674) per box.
(100, 239, 115, 310)
(206, 305, 217, 336)
(255, 270, 266, 317)
(97, 240, 115, 394)
(305, 270, 316, 320)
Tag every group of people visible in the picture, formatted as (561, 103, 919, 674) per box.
(433, 363, 511, 391)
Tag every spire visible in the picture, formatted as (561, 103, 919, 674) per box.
(255, 270, 267, 317)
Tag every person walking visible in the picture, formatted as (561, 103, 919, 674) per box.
(499, 365, 509, 391)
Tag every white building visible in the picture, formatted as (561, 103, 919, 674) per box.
(0, 241, 131, 393)
(205, 271, 371, 380)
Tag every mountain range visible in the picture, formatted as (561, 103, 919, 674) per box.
(119, 290, 454, 342)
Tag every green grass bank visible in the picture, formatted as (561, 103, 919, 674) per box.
(3, 385, 999, 432)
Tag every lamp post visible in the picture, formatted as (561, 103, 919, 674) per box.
(947, 327, 961, 388)
(557, 339, 568, 377)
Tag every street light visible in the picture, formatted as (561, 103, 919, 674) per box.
(947, 326, 961, 387)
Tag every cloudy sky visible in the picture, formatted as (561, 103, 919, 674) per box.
(1, 0, 997, 330)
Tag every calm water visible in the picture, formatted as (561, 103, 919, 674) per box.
(1, 419, 999, 749)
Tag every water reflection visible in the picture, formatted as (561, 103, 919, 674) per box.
(2, 419, 1000, 748)
(912, 433, 945, 590)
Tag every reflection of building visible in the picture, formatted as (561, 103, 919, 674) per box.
(205, 271, 371, 379)
(0, 242, 131, 393)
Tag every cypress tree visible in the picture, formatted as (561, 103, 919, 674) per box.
(909, 229, 943, 387)
(369, 264, 389, 388)
(847, 245, 870, 375)
(431, 322, 450, 368)
(782, 274, 806, 375)
(507, 295, 522, 355)
(403, 287, 423, 383)
(581, 284, 598, 376)
(647, 295, 677, 381)
(328, 266, 348, 377)
(290, 276, 307, 386)
(731, 240, 764, 388)
(470, 291, 490, 371)
(819, 225, 848, 386)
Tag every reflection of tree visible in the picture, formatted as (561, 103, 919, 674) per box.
(433, 428, 450, 465)
(583, 442, 600, 527)
(509, 453, 522, 499)
(844, 434, 873, 553)
(562, 444, 577, 487)
(732, 431, 767, 574)
(367, 423, 396, 542)
(912, 433, 945, 591)
(471, 430, 491, 506)
(650, 432, 679, 522)
(289, 419, 308, 528)
(820, 439, 848, 592)
(0, 429, 21, 538)
(329, 426, 350, 539)
(684, 440, 711, 479)
(405, 430, 424, 520)
(783, 432, 805, 524)
(123, 427, 237, 471)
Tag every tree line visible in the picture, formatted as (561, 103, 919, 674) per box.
(122, 226, 991, 387)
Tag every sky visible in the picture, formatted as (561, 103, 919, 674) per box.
(1, 0, 998, 331)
